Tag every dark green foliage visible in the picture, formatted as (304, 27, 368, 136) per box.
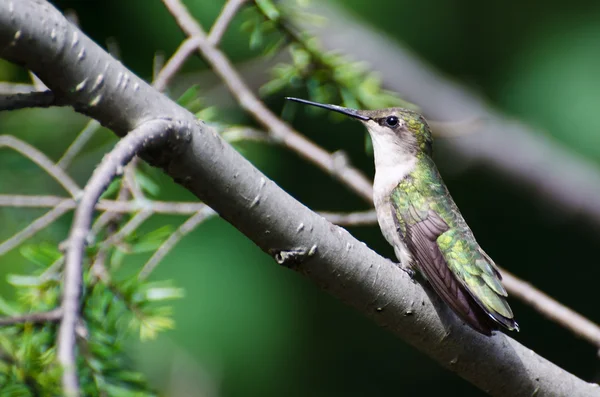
(245, 0, 411, 111)
(0, 228, 180, 394)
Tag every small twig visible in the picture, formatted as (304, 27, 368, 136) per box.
(162, 0, 374, 203)
(0, 90, 56, 111)
(0, 82, 37, 95)
(501, 269, 600, 348)
(0, 202, 73, 256)
(90, 246, 111, 284)
(0, 195, 206, 214)
(59, 119, 172, 396)
(40, 257, 65, 282)
(123, 158, 144, 200)
(104, 209, 153, 246)
(0, 194, 69, 208)
(320, 209, 378, 226)
(0, 135, 81, 197)
(428, 117, 484, 138)
(57, 120, 102, 169)
(139, 207, 216, 280)
(153, 51, 165, 82)
(207, 0, 248, 47)
(0, 308, 62, 326)
(153, 36, 203, 92)
(221, 127, 275, 144)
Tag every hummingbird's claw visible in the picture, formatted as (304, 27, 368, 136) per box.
(396, 261, 416, 281)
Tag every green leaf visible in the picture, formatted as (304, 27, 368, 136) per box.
(290, 46, 310, 70)
(139, 315, 175, 341)
(0, 385, 33, 397)
(175, 85, 200, 107)
(100, 178, 122, 200)
(0, 295, 19, 317)
(110, 248, 126, 269)
(19, 244, 61, 268)
(134, 170, 160, 197)
(256, 0, 280, 21)
(6, 274, 41, 288)
(249, 25, 264, 50)
(143, 286, 185, 302)
(195, 106, 218, 122)
(130, 225, 173, 253)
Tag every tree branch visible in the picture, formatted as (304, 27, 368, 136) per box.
(0, 89, 56, 110)
(153, 36, 203, 92)
(139, 206, 216, 280)
(0, 82, 37, 94)
(1, 1, 599, 396)
(502, 270, 600, 349)
(57, 119, 101, 169)
(60, 119, 173, 396)
(207, 0, 248, 47)
(0, 135, 81, 197)
(0, 309, 62, 326)
(0, 201, 72, 256)
(320, 209, 378, 226)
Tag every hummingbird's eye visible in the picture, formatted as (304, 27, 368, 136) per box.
(385, 116, 399, 128)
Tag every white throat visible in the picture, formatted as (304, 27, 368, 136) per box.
(369, 127, 417, 199)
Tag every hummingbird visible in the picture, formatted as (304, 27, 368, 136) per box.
(286, 97, 518, 335)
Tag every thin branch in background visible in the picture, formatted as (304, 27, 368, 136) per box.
(207, 0, 248, 47)
(501, 269, 600, 349)
(0, 194, 209, 214)
(153, 36, 203, 92)
(59, 119, 172, 396)
(0, 82, 37, 95)
(0, 90, 57, 111)
(0, 202, 73, 256)
(153, 53, 166, 86)
(139, 206, 216, 280)
(104, 209, 153, 246)
(0, 135, 81, 197)
(41, 257, 65, 282)
(321, 209, 378, 227)
(0, 309, 62, 326)
(123, 158, 145, 200)
(161, 0, 375, 203)
(221, 127, 275, 144)
(0, 195, 69, 208)
(57, 120, 102, 170)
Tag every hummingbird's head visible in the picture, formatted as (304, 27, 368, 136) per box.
(285, 98, 433, 164)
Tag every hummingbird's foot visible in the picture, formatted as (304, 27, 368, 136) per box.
(396, 261, 416, 280)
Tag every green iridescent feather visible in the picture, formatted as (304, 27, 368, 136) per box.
(391, 153, 518, 333)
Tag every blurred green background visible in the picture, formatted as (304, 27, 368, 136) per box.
(1, 0, 600, 395)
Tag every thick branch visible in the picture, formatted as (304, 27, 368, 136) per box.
(1, 2, 598, 396)
(60, 119, 173, 396)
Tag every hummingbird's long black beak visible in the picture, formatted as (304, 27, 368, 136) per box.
(285, 97, 370, 121)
